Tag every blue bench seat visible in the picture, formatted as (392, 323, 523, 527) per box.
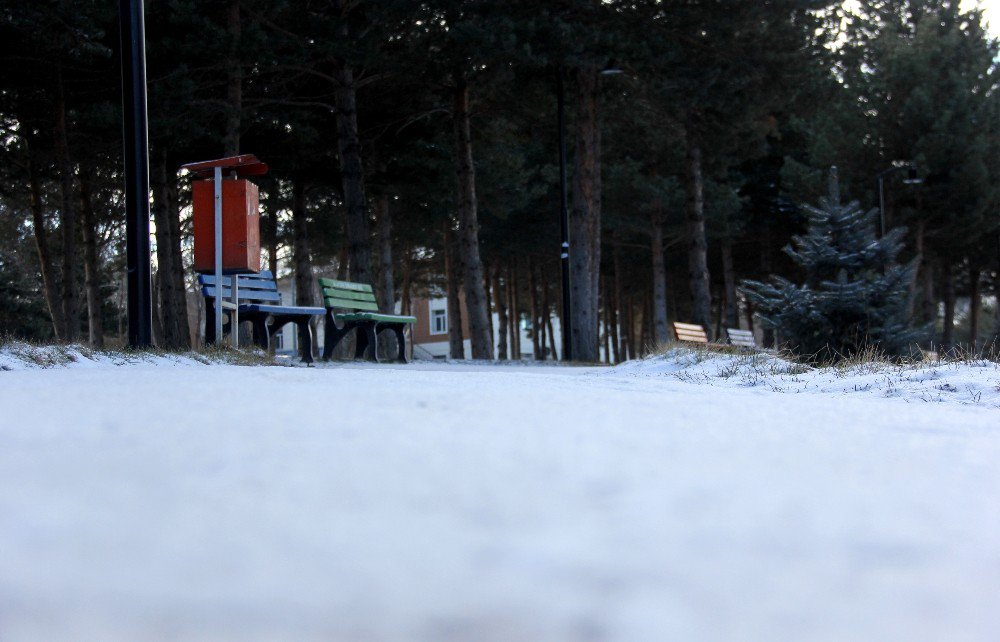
(198, 271, 324, 363)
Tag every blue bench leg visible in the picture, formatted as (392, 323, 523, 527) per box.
(205, 306, 230, 345)
(251, 318, 268, 349)
(297, 319, 315, 364)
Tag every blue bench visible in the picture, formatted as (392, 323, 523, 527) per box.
(198, 271, 325, 363)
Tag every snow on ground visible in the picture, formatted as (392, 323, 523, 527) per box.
(1, 343, 999, 641)
(612, 347, 1000, 408)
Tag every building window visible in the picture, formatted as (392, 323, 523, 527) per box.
(431, 307, 447, 334)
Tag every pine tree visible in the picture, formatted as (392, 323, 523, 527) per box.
(742, 171, 920, 360)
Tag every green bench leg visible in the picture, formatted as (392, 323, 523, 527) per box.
(390, 325, 408, 363)
(354, 323, 378, 361)
(322, 314, 351, 360)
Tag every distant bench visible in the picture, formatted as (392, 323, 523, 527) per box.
(199, 271, 324, 363)
(320, 278, 416, 363)
(672, 322, 759, 350)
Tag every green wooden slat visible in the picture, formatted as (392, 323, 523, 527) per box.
(321, 288, 376, 303)
(334, 312, 417, 324)
(317, 278, 372, 293)
(324, 297, 379, 311)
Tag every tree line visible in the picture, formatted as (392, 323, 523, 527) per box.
(0, 0, 997, 359)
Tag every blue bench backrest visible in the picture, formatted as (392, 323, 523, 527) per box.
(198, 271, 282, 304)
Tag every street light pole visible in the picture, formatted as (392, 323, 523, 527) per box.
(557, 66, 572, 362)
(119, 0, 153, 348)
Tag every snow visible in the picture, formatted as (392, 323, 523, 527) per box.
(1, 344, 999, 641)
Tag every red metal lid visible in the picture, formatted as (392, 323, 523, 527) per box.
(180, 154, 269, 179)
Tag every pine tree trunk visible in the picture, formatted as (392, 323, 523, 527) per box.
(545, 294, 559, 361)
(444, 225, 465, 359)
(600, 286, 609, 362)
(612, 235, 623, 360)
(152, 153, 181, 348)
(224, 0, 241, 156)
(942, 263, 955, 352)
(508, 261, 520, 359)
(922, 259, 936, 336)
(684, 135, 711, 333)
(151, 271, 164, 347)
(624, 295, 635, 360)
(638, 294, 650, 356)
(538, 266, 548, 361)
(291, 181, 314, 356)
(760, 228, 775, 348)
(79, 172, 104, 347)
(374, 194, 394, 313)
(400, 246, 413, 316)
(569, 65, 602, 362)
(968, 264, 980, 352)
(908, 221, 925, 321)
(262, 208, 279, 277)
(713, 284, 724, 340)
(492, 264, 508, 360)
(650, 208, 669, 345)
(166, 167, 190, 347)
(292, 181, 314, 306)
(483, 261, 494, 345)
(546, 286, 559, 361)
(336, 245, 348, 281)
(605, 278, 619, 363)
(335, 49, 372, 283)
(721, 240, 738, 330)
(528, 257, 541, 359)
(55, 69, 79, 341)
(452, 80, 493, 359)
(27, 142, 66, 339)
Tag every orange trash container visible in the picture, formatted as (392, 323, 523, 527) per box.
(192, 178, 260, 274)
(181, 154, 268, 275)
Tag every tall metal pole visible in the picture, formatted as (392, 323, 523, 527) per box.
(119, 0, 153, 348)
(214, 166, 224, 345)
(557, 66, 573, 361)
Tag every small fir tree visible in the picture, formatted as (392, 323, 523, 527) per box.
(742, 169, 920, 360)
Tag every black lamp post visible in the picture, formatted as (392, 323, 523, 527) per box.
(876, 161, 923, 237)
(119, 0, 153, 348)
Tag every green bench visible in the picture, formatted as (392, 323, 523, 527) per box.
(319, 278, 417, 362)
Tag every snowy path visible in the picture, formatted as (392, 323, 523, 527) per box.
(1, 359, 999, 641)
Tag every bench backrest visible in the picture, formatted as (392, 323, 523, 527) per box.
(726, 328, 756, 348)
(198, 271, 281, 305)
(318, 278, 379, 312)
(673, 322, 709, 344)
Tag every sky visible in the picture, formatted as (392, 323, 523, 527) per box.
(964, 0, 1000, 35)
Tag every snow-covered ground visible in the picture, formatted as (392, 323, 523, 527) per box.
(1, 343, 999, 641)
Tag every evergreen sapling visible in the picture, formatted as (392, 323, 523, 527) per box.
(742, 188, 921, 360)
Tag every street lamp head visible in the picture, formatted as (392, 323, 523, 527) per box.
(600, 60, 625, 76)
(902, 166, 923, 185)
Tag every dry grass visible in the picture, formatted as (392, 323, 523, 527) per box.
(0, 339, 280, 370)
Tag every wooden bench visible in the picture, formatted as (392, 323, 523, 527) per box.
(199, 271, 325, 363)
(726, 328, 757, 349)
(319, 278, 417, 362)
(673, 322, 711, 344)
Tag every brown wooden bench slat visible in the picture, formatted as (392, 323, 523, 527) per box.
(672, 321, 710, 344)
